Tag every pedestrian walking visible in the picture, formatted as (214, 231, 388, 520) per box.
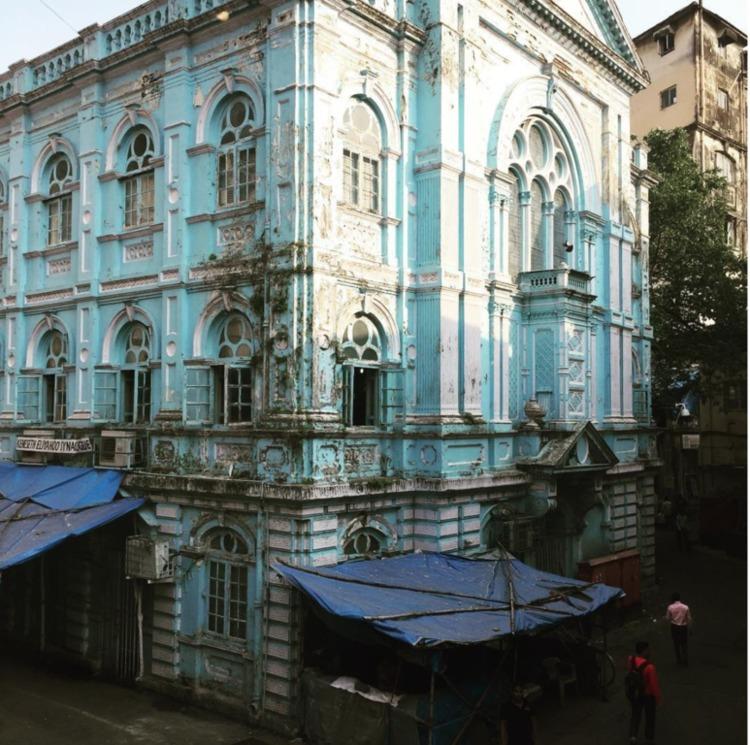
(665, 592, 692, 665)
(675, 505, 689, 552)
(626, 641, 661, 745)
(500, 684, 536, 745)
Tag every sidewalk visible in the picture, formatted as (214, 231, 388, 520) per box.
(536, 531, 747, 745)
(0, 653, 283, 745)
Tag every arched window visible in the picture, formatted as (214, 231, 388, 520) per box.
(122, 128, 155, 228)
(0, 177, 6, 260)
(342, 100, 381, 214)
(507, 118, 576, 275)
(46, 154, 73, 246)
(121, 322, 151, 423)
(529, 180, 545, 271)
(343, 526, 388, 557)
(553, 190, 569, 267)
(203, 528, 251, 640)
(17, 326, 69, 423)
(508, 172, 522, 281)
(217, 96, 256, 208)
(43, 330, 68, 422)
(185, 312, 254, 425)
(341, 315, 383, 427)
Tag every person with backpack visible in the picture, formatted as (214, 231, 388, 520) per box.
(626, 641, 661, 744)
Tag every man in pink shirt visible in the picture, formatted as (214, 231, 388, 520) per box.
(665, 592, 692, 665)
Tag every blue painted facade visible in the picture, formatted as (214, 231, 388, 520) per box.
(0, 0, 658, 729)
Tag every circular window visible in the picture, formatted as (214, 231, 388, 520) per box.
(511, 131, 525, 160)
(230, 101, 246, 128)
(55, 159, 69, 182)
(352, 319, 370, 346)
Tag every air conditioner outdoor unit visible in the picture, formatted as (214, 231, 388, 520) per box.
(125, 536, 173, 581)
(99, 430, 146, 469)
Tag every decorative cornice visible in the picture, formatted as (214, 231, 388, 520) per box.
(519, 0, 648, 93)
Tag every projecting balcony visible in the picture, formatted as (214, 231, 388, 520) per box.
(518, 268, 594, 299)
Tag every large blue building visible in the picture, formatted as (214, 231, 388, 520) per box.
(0, 0, 657, 730)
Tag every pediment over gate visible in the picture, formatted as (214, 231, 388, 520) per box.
(516, 421, 618, 475)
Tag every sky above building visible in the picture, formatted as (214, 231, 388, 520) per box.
(0, 0, 746, 73)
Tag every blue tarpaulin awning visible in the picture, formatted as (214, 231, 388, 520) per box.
(0, 463, 143, 570)
(276, 552, 624, 648)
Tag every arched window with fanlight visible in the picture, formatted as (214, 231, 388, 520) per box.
(17, 327, 69, 423)
(122, 128, 155, 228)
(121, 322, 151, 423)
(340, 315, 387, 427)
(43, 330, 68, 422)
(217, 96, 256, 208)
(203, 528, 252, 640)
(0, 177, 6, 260)
(45, 154, 73, 246)
(341, 100, 382, 214)
(185, 312, 255, 425)
(506, 117, 577, 274)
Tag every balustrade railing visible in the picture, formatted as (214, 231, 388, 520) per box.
(518, 267, 592, 296)
(5, 0, 235, 96)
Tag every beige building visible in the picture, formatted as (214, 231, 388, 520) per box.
(631, 2, 747, 255)
(631, 3, 746, 550)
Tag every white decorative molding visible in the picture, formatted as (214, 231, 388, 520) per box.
(47, 256, 71, 275)
(217, 222, 255, 254)
(123, 241, 153, 262)
(26, 288, 74, 305)
(100, 275, 158, 293)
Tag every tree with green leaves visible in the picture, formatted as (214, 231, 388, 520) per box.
(645, 128, 747, 416)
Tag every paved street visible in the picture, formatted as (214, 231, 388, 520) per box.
(538, 530, 747, 745)
(0, 656, 268, 745)
(0, 529, 745, 745)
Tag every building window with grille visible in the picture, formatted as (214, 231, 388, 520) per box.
(660, 85, 677, 109)
(121, 322, 151, 424)
(718, 88, 730, 111)
(184, 313, 255, 425)
(123, 129, 155, 228)
(217, 96, 256, 208)
(204, 529, 250, 640)
(341, 100, 381, 214)
(46, 155, 73, 246)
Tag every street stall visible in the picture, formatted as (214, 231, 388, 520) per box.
(276, 551, 623, 745)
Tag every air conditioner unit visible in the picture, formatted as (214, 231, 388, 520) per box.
(125, 536, 173, 581)
(98, 430, 146, 469)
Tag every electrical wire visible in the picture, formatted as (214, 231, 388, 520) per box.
(37, 0, 79, 36)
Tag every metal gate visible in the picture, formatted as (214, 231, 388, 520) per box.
(100, 537, 141, 683)
(535, 535, 569, 576)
